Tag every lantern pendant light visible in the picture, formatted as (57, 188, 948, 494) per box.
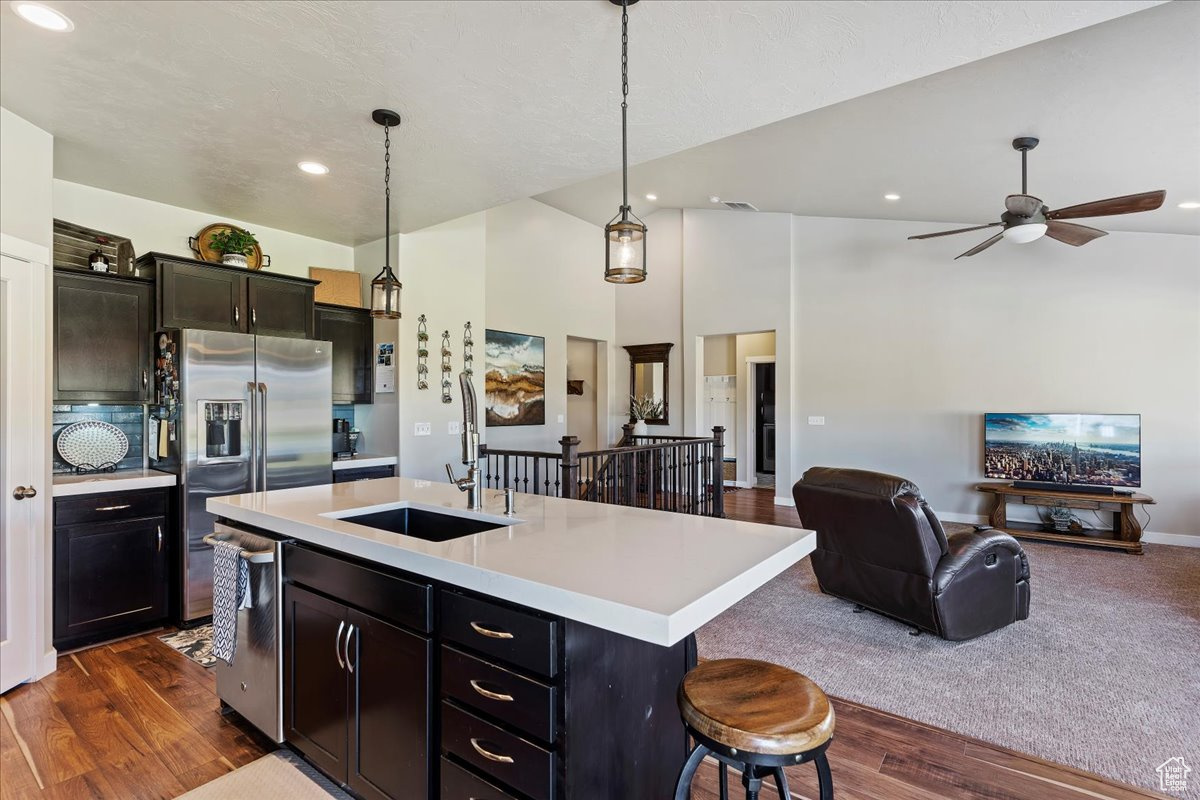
(604, 0, 647, 284)
(370, 108, 403, 318)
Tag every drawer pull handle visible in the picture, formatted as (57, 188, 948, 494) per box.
(469, 680, 514, 702)
(335, 620, 346, 669)
(95, 504, 132, 512)
(469, 621, 514, 640)
(470, 738, 514, 764)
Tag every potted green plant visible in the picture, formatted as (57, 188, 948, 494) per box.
(208, 228, 258, 268)
(630, 394, 663, 436)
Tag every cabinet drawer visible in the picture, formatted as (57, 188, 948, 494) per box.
(442, 646, 555, 743)
(440, 591, 557, 679)
(285, 544, 431, 633)
(54, 489, 167, 526)
(441, 702, 555, 800)
(441, 757, 519, 800)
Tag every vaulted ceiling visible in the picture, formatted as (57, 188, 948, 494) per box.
(0, 1, 1176, 244)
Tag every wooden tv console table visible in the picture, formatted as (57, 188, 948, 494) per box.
(975, 483, 1155, 554)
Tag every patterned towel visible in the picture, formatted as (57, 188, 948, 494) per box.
(211, 538, 252, 665)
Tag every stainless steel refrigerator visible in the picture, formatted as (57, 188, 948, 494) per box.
(176, 329, 332, 622)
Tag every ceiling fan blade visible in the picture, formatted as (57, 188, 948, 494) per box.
(1047, 190, 1166, 220)
(1045, 221, 1108, 246)
(954, 232, 1004, 259)
(908, 222, 1002, 240)
(1005, 194, 1044, 217)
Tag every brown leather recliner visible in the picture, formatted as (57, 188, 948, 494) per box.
(793, 467, 1030, 641)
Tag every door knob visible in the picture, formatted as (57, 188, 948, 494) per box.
(12, 486, 37, 500)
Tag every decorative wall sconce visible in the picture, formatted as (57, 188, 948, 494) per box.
(463, 322, 474, 378)
(416, 314, 429, 390)
(440, 330, 453, 403)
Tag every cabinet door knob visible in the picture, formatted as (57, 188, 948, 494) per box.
(469, 738, 514, 764)
(142, 369, 148, 389)
(251, 307, 257, 327)
(234, 306, 240, 325)
(469, 621, 514, 640)
(11, 486, 37, 500)
(157, 525, 163, 552)
(344, 624, 356, 674)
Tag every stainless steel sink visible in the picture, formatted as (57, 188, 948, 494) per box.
(338, 506, 508, 542)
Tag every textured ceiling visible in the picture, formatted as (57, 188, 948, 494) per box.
(537, 1, 1200, 236)
(0, 0, 1165, 245)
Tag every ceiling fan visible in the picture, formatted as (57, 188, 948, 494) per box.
(908, 137, 1165, 259)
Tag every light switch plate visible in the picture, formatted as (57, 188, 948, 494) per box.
(808, 416, 825, 426)
(414, 422, 432, 436)
(557, 414, 564, 424)
(448, 420, 461, 435)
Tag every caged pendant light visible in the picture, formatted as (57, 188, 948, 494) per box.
(369, 108, 403, 318)
(604, 0, 647, 284)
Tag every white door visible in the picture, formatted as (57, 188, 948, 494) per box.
(1, 247, 47, 692)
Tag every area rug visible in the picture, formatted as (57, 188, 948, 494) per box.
(698, 532, 1200, 797)
(176, 750, 351, 799)
(159, 624, 216, 668)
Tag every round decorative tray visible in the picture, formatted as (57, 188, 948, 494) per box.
(188, 222, 270, 270)
(56, 421, 129, 469)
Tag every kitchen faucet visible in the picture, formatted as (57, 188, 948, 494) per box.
(445, 372, 482, 510)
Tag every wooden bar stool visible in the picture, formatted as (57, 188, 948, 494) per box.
(673, 659, 835, 800)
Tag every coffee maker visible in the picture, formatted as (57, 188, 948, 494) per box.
(332, 418, 354, 459)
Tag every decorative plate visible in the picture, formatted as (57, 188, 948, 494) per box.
(56, 421, 129, 468)
(188, 223, 270, 270)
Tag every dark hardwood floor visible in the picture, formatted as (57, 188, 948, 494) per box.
(0, 492, 1167, 799)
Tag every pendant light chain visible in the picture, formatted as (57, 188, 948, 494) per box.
(620, 0, 630, 213)
(384, 123, 392, 267)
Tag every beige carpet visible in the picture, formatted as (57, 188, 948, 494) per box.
(698, 531, 1200, 798)
(176, 751, 350, 799)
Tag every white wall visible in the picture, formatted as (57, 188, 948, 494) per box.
(790, 215, 1200, 539)
(682, 209, 796, 503)
(353, 214, 487, 481)
(1, 108, 53, 249)
(484, 198, 615, 451)
(615, 209, 684, 436)
(53, 180, 353, 278)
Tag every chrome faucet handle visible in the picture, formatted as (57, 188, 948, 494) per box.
(445, 463, 457, 484)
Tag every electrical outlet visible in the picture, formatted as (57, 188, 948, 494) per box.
(808, 416, 825, 426)
(414, 422, 432, 436)
(448, 420, 461, 435)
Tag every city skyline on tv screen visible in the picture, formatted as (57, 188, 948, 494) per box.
(984, 413, 1141, 488)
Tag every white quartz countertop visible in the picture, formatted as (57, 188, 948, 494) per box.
(53, 469, 177, 497)
(332, 454, 398, 471)
(208, 478, 814, 646)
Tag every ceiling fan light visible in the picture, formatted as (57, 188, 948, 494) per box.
(1002, 223, 1047, 244)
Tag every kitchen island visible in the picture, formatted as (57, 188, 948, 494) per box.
(209, 478, 815, 800)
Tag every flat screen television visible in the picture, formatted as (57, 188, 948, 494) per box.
(984, 413, 1141, 489)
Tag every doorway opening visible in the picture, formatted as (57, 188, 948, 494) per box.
(700, 331, 776, 489)
(566, 336, 602, 452)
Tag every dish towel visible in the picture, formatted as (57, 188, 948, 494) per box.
(211, 538, 252, 665)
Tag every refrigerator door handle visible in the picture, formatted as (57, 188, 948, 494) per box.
(248, 381, 259, 493)
(258, 382, 268, 493)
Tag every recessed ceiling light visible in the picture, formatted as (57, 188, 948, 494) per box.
(884, 193, 901, 201)
(645, 193, 657, 201)
(709, 195, 721, 204)
(10, 1, 73, 31)
(298, 161, 329, 175)
(1178, 201, 1200, 209)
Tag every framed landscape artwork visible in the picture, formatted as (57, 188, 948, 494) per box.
(485, 329, 546, 427)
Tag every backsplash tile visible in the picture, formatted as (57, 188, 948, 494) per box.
(52, 404, 144, 474)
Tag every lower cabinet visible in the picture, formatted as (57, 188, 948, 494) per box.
(285, 572, 432, 800)
(53, 488, 170, 650)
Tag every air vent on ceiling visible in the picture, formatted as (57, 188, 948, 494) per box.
(722, 201, 759, 211)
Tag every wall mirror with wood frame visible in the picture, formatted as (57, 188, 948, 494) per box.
(624, 343, 673, 426)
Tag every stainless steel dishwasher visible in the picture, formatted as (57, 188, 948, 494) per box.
(205, 523, 288, 743)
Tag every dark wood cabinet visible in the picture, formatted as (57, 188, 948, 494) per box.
(139, 253, 316, 339)
(332, 465, 395, 483)
(285, 551, 432, 800)
(316, 304, 373, 404)
(53, 488, 170, 650)
(53, 271, 153, 402)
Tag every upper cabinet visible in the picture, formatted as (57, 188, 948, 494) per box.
(53, 270, 153, 402)
(139, 253, 316, 340)
(316, 304, 374, 404)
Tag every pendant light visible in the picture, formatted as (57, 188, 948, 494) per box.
(370, 108, 403, 318)
(604, 0, 647, 284)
